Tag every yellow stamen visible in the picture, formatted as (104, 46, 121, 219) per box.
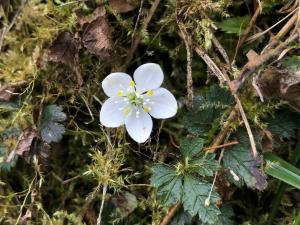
(143, 106, 150, 113)
(123, 107, 131, 116)
(146, 90, 153, 97)
(130, 81, 135, 88)
(117, 90, 124, 96)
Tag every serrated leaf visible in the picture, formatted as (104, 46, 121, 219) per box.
(184, 85, 234, 135)
(190, 153, 220, 177)
(150, 164, 183, 205)
(215, 204, 236, 225)
(39, 104, 67, 143)
(223, 130, 268, 190)
(180, 137, 204, 157)
(267, 110, 300, 141)
(170, 209, 192, 225)
(219, 16, 250, 35)
(182, 175, 220, 225)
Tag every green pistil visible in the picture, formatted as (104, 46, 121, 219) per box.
(127, 92, 143, 107)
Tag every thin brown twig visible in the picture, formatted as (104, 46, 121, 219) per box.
(231, 33, 298, 92)
(0, 0, 28, 51)
(204, 141, 239, 152)
(194, 45, 258, 158)
(121, 0, 160, 69)
(212, 34, 230, 66)
(176, 1, 194, 108)
(159, 203, 181, 225)
(236, 1, 264, 55)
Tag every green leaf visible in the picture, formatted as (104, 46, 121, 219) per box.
(39, 104, 67, 143)
(223, 130, 268, 190)
(170, 209, 192, 225)
(183, 175, 220, 225)
(264, 153, 300, 189)
(282, 55, 300, 70)
(266, 110, 300, 141)
(180, 137, 204, 157)
(150, 164, 183, 205)
(190, 153, 220, 177)
(0, 128, 20, 171)
(219, 16, 250, 35)
(216, 204, 236, 225)
(184, 85, 234, 135)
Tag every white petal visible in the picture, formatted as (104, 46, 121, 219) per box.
(100, 97, 128, 127)
(147, 88, 177, 119)
(133, 63, 164, 93)
(102, 72, 132, 97)
(125, 108, 153, 143)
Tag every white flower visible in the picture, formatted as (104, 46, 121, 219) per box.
(100, 63, 178, 143)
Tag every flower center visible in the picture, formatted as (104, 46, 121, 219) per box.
(117, 81, 155, 117)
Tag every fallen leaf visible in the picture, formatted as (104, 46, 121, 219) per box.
(76, 6, 106, 27)
(15, 128, 38, 156)
(258, 67, 300, 112)
(81, 13, 112, 59)
(49, 32, 83, 86)
(109, 0, 137, 13)
(0, 85, 15, 101)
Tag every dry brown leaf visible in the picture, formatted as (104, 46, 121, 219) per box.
(15, 128, 38, 156)
(82, 16, 112, 59)
(109, 0, 137, 13)
(0, 85, 15, 101)
(76, 6, 112, 59)
(49, 32, 83, 86)
(258, 67, 300, 112)
(76, 7, 106, 27)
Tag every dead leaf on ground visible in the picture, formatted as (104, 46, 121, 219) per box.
(109, 0, 137, 13)
(257, 67, 300, 112)
(15, 128, 39, 156)
(49, 32, 83, 87)
(76, 6, 106, 27)
(0, 85, 15, 101)
(79, 7, 112, 60)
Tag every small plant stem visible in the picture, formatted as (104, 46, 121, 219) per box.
(159, 203, 181, 225)
(204, 141, 239, 152)
(122, 0, 160, 69)
(97, 184, 107, 225)
(235, 0, 264, 54)
(176, 0, 194, 108)
(266, 140, 300, 225)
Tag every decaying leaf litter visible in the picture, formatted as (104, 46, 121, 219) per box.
(0, 0, 300, 225)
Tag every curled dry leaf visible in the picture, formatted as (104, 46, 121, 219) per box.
(49, 32, 83, 86)
(15, 127, 38, 156)
(78, 7, 112, 60)
(109, 0, 137, 13)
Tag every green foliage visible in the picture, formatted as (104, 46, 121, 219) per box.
(183, 175, 220, 224)
(282, 55, 300, 70)
(184, 85, 234, 136)
(39, 104, 66, 143)
(216, 204, 236, 225)
(223, 130, 268, 190)
(151, 136, 221, 225)
(0, 128, 20, 171)
(266, 110, 300, 146)
(150, 164, 182, 206)
(170, 209, 192, 225)
(180, 137, 204, 157)
(264, 152, 300, 189)
(219, 16, 250, 35)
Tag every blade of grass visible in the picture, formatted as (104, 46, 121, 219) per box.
(266, 141, 300, 225)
